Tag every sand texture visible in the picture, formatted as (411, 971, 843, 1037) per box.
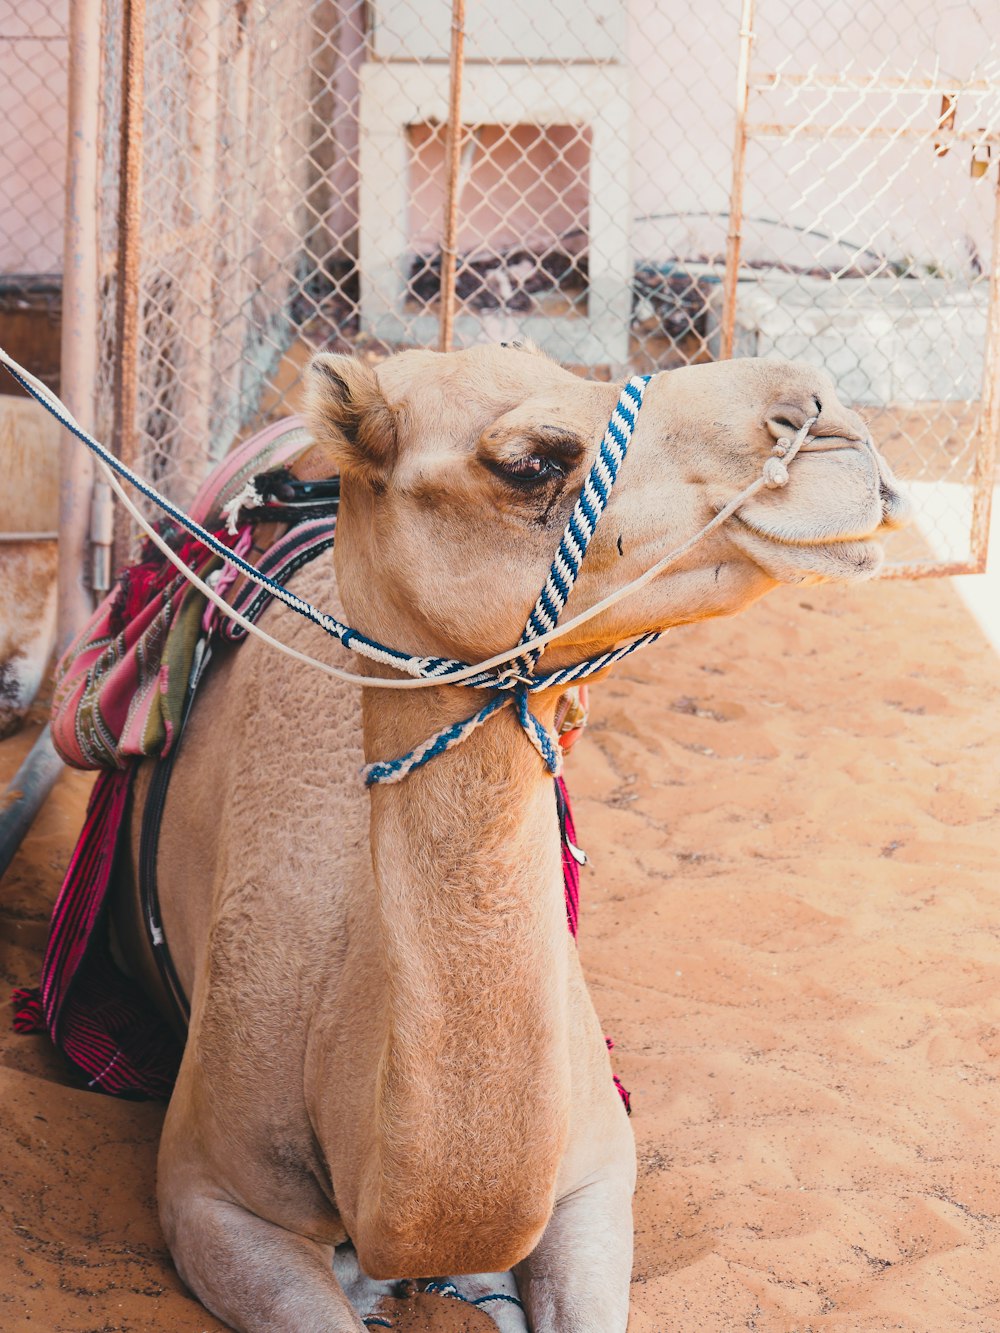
(1, 573, 998, 1332)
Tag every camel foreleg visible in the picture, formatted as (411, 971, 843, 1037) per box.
(514, 1175, 633, 1333)
(159, 1187, 364, 1333)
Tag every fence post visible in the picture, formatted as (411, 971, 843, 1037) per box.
(112, 0, 146, 573)
(439, 0, 466, 353)
(178, 0, 220, 501)
(720, 0, 755, 361)
(971, 161, 1000, 572)
(58, 0, 102, 648)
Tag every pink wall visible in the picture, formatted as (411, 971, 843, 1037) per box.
(408, 123, 590, 258)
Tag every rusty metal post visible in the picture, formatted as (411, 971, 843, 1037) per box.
(58, 0, 101, 649)
(177, 0, 220, 499)
(970, 160, 1000, 573)
(112, 0, 146, 572)
(720, 0, 755, 361)
(439, 0, 466, 353)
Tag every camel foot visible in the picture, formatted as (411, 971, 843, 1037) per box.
(515, 1177, 633, 1333)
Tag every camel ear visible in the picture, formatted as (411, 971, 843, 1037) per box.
(303, 353, 397, 486)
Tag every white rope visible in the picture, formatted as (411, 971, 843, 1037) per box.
(0, 345, 813, 693)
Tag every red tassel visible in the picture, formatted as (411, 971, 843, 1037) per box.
(12, 987, 44, 1034)
(606, 1037, 631, 1113)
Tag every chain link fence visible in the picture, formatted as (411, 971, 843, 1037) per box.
(79, 0, 1000, 572)
(733, 0, 999, 575)
(0, 0, 66, 393)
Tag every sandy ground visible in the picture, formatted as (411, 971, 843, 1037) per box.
(1, 570, 999, 1332)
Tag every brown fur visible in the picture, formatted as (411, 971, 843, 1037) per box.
(120, 345, 909, 1331)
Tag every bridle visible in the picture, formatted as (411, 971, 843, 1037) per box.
(365, 373, 657, 784)
(0, 348, 815, 786)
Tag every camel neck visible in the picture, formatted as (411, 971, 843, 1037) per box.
(354, 684, 573, 1275)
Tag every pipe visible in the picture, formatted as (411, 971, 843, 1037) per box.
(0, 727, 64, 884)
(59, 0, 101, 650)
(438, 0, 466, 353)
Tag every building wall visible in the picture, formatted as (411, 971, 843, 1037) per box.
(1, 1, 994, 281)
(396, 0, 996, 278)
(626, 0, 996, 276)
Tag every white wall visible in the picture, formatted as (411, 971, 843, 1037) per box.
(626, 0, 997, 277)
(388, 0, 997, 279)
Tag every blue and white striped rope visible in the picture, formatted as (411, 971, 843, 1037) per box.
(361, 376, 654, 784)
(423, 1279, 526, 1311)
(1, 350, 656, 787)
(513, 374, 650, 677)
(361, 632, 660, 786)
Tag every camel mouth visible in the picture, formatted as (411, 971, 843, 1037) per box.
(730, 510, 886, 549)
(728, 513, 885, 582)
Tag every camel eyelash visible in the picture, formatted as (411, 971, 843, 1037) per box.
(487, 454, 567, 486)
(481, 427, 582, 487)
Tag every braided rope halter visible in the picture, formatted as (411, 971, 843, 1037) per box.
(363, 374, 654, 784)
(0, 348, 813, 788)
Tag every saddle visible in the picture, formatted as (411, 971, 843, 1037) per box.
(50, 417, 334, 771)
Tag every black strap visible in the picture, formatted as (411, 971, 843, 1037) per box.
(137, 640, 214, 1032)
(254, 467, 340, 504)
(245, 499, 340, 525)
(136, 500, 340, 1033)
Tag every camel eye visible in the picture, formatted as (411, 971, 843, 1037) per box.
(492, 454, 565, 486)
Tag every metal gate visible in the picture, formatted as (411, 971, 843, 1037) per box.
(56, 0, 1000, 588)
(722, 0, 999, 578)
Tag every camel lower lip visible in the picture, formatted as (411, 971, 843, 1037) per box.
(731, 512, 879, 549)
(729, 515, 884, 578)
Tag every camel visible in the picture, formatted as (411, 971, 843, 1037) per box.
(0, 394, 61, 738)
(114, 342, 909, 1331)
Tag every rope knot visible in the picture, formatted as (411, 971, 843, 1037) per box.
(514, 684, 562, 776)
(763, 454, 790, 489)
(491, 667, 533, 691)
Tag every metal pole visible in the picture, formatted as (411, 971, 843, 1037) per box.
(58, 0, 101, 650)
(112, 0, 146, 573)
(970, 161, 1000, 573)
(439, 0, 466, 353)
(177, 0, 219, 501)
(3, 0, 100, 871)
(720, 0, 755, 361)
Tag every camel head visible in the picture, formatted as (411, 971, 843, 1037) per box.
(304, 344, 909, 669)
